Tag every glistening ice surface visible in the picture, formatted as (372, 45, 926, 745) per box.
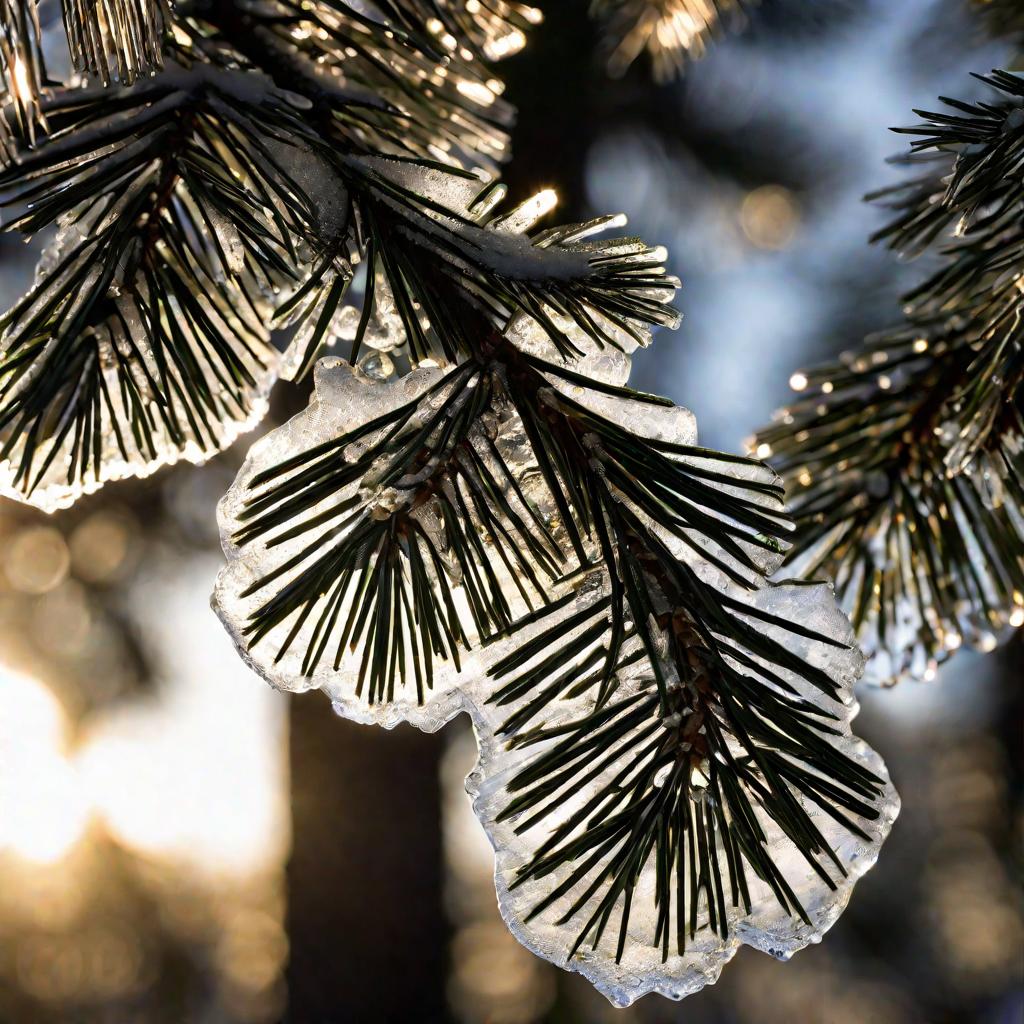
(214, 337, 898, 1005)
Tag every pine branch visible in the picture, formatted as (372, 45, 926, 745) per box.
(0, 65, 328, 508)
(755, 70, 1024, 684)
(0, 0, 48, 159)
(0, 0, 899, 1003)
(0, 0, 537, 506)
(214, 189, 897, 1002)
(590, 0, 756, 81)
(756, 327, 1023, 684)
(371, 0, 543, 61)
(186, 0, 521, 166)
(345, 156, 679, 355)
(471, 349, 895, 995)
(214, 186, 685, 720)
(0, 0, 540, 503)
(62, 0, 168, 85)
(476, 578, 893, 1001)
(870, 71, 1024, 258)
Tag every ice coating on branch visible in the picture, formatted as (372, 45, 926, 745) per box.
(784, 488, 1024, 686)
(754, 330, 1024, 686)
(546, 374, 698, 443)
(463, 579, 897, 1008)
(507, 311, 644, 386)
(266, 137, 350, 242)
(215, 364, 434, 726)
(214, 353, 710, 729)
(350, 271, 409, 354)
(0, 223, 280, 512)
(357, 156, 491, 219)
(213, 346, 897, 1007)
(213, 359, 583, 731)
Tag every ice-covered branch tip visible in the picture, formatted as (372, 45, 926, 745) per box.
(591, 0, 756, 81)
(473, 573, 897, 1006)
(755, 329, 1023, 686)
(0, 67, 339, 510)
(214, 218, 896, 1003)
(755, 70, 1024, 685)
(318, 157, 680, 369)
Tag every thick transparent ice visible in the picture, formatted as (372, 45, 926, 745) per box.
(213, 334, 898, 1005)
(783, 467, 1024, 686)
(214, 358, 587, 731)
(464, 578, 897, 1007)
(0, 222, 280, 512)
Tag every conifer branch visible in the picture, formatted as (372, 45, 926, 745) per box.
(590, 0, 755, 81)
(214, 185, 898, 1003)
(755, 70, 1024, 684)
(0, 66, 326, 506)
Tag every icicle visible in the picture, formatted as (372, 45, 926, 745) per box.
(61, 0, 166, 86)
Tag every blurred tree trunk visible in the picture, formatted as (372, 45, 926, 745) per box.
(286, 696, 450, 1023)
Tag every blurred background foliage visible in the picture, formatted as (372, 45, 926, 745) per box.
(0, 0, 1020, 1022)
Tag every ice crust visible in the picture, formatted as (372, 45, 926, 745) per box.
(784, 464, 1024, 686)
(467, 583, 898, 1006)
(0, 222, 281, 513)
(213, 333, 899, 1005)
(214, 360, 481, 731)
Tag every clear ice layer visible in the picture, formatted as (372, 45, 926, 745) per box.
(214, 360, 485, 731)
(783, 462, 1024, 686)
(213, 334, 899, 1004)
(467, 579, 898, 1007)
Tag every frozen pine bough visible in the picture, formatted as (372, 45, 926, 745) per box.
(754, 70, 1024, 686)
(213, 170, 898, 1004)
(1, 0, 898, 1004)
(0, 0, 534, 508)
(0, 66, 336, 509)
(472, 578, 897, 1005)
